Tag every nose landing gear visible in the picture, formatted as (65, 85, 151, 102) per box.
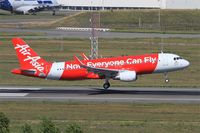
(164, 72, 170, 83)
(52, 10, 55, 16)
(165, 78, 169, 83)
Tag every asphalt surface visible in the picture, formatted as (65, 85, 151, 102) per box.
(0, 86, 199, 103)
(1, 28, 200, 38)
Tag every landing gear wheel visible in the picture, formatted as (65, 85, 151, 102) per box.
(32, 12, 36, 15)
(103, 82, 110, 89)
(164, 72, 169, 83)
(165, 78, 169, 83)
(52, 10, 56, 16)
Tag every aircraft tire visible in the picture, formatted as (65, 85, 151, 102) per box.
(165, 78, 169, 83)
(103, 82, 110, 89)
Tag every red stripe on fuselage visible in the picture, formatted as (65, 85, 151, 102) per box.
(59, 54, 158, 80)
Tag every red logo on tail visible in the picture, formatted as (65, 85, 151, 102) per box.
(12, 38, 46, 72)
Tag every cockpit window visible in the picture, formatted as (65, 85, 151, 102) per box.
(174, 57, 183, 60)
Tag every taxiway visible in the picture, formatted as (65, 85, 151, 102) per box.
(1, 28, 200, 38)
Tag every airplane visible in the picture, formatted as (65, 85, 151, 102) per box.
(11, 38, 190, 89)
(0, 0, 59, 15)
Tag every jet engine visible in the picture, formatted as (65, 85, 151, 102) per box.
(115, 71, 137, 82)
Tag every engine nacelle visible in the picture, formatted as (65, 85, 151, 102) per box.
(115, 71, 137, 82)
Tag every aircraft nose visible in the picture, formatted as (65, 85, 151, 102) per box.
(183, 59, 190, 68)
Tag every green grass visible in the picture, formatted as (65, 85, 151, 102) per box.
(0, 9, 74, 29)
(22, 9, 200, 33)
(0, 37, 199, 87)
(0, 32, 45, 37)
(0, 102, 199, 133)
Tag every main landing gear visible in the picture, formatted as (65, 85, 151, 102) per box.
(103, 79, 110, 89)
(164, 72, 170, 83)
(52, 10, 56, 16)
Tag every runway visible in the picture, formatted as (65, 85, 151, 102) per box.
(0, 87, 199, 103)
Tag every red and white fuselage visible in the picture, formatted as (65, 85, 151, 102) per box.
(11, 38, 190, 89)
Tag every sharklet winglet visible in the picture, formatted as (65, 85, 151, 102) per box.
(74, 56, 85, 67)
(81, 53, 89, 60)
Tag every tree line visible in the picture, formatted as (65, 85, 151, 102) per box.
(0, 112, 83, 133)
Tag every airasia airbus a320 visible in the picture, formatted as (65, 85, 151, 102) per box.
(11, 38, 190, 89)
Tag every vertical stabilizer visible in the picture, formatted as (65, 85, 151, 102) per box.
(12, 38, 49, 76)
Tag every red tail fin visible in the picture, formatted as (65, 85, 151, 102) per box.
(12, 38, 48, 73)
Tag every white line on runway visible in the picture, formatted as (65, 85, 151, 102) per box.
(0, 93, 28, 97)
(0, 87, 41, 90)
(0, 87, 41, 97)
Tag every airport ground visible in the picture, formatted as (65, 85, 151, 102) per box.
(0, 9, 200, 133)
(0, 101, 199, 133)
(1, 9, 200, 34)
(0, 87, 199, 103)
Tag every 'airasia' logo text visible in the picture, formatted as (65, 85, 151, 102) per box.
(15, 44, 44, 72)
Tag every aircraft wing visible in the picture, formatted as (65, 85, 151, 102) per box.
(15, 6, 39, 14)
(74, 56, 119, 78)
(15, 4, 56, 14)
